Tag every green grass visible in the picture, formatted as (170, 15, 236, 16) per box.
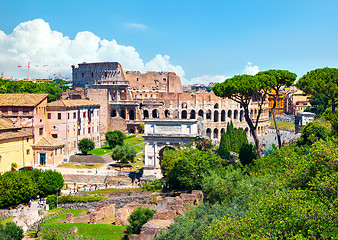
(43, 209, 125, 239)
(0, 216, 14, 226)
(87, 146, 113, 156)
(124, 136, 144, 146)
(57, 162, 104, 169)
(269, 120, 295, 130)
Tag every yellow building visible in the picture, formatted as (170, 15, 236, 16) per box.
(0, 118, 34, 173)
(267, 88, 285, 116)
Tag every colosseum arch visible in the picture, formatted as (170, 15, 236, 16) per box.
(240, 110, 244, 122)
(164, 110, 170, 118)
(234, 110, 238, 120)
(214, 111, 219, 122)
(143, 110, 149, 119)
(190, 110, 196, 119)
(221, 128, 225, 135)
(121, 109, 126, 119)
(214, 103, 219, 109)
(213, 128, 218, 139)
(111, 109, 117, 117)
(228, 110, 232, 119)
(206, 128, 211, 138)
(181, 110, 188, 119)
(221, 110, 226, 122)
(198, 110, 204, 119)
(206, 110, 211, 120)
(129, 109, 135, 120)
(152, 109, 158, 118)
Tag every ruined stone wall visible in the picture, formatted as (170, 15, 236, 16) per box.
(87, 88, 109, 138)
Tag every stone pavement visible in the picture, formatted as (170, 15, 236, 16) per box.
(12, 201, 41, 232)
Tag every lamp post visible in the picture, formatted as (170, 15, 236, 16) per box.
(56, 188, 59, 208)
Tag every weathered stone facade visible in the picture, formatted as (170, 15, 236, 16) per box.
(71, 62, 269, 141)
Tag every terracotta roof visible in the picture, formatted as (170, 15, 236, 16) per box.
(0, 94, 48, 107)
(0, 118, 16, 130)
(34, 135, 64, 147)
(47, 99, 100, 108)
(0, 129, 33, 141)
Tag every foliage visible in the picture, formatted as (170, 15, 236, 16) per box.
(297, 67, 338, 114)
(0, 79, 66, 102)
(111, 145, 137, 164)
(297, 121, 330, 146)
(308, 92, 330, 115)
(239, 142, 257, 166)
(0, 221, 24, 240)
(10, 163, 17, 171)
(46, 195, 57, 210)
(188, 137, 214, 151)
(217, 122, 248, 159)
(161, 148, 225, 190)
(141, 179, 162, 191)
(0, 169, 63, 208)
(105, 130, 126, 148)
(78, 138, 95, 155)
(58, 196, 107, 203)
(126, 207, 156, 234)
(155, 203, 230, 240)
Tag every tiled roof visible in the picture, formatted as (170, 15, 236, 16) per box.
(47, 99, 100, 108)
(0, 129, 33, 141)
(0, 118, 16, 130)
(0, 94, 48, 107)
(34, 135, 64, 147)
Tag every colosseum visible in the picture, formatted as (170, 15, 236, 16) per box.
(71, 62, 269, 143)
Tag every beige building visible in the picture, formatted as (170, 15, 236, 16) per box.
(46, 99, 101, 157)
(0, 118, 34, 173)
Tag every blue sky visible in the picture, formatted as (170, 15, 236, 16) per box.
(1, 0, 338, 84)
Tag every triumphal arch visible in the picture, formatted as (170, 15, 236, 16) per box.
(142, 119, 204, 180)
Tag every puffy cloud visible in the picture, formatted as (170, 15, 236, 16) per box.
(189, 75, 228, 85)
(0, 19, 184, 80)
(126, 23, 147, 30)
(242, 62, 259, 75)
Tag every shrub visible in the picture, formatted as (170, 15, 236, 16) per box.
(46, 195, 57, 209)
(142, 179, 162, 191)
(58, 196, 107, 203)
(0, 221, 24, 240)
(111, 145, 137, 164)
(297, 121, 329, 146)
(239, 142, 257, 166)
(126, 207, 156, 234)
(11, 162, 18, 171)
(78, 138, 95, 155)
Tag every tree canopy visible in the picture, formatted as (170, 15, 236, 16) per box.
(105, 130, 126, 148)
(111, 145, 137, 164)
(297, 67, 338, 114)
(78, 138, 95, 155)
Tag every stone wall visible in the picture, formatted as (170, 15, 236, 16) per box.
(89, 202, 115, 223)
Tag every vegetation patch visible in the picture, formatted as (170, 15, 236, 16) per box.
(85, 188, 144, 195)
(269, 119, 295, 130)
(58, 162, 104, 169)
(58, 196, 107, 203)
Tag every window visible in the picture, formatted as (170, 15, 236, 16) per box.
(26, 149, 30, 155)
(82, 73, 84, 77)
(73, 112, 76, 119)
(55, 149, 57, 155)
(52, 134, 57, 138)
(58, 113, 61, 120)
(68, 113, 70, 119)
(48, 113, 51, 119)
(39, 128, 43, 135)
(136, 78, 138, 82)
(88, 127, 91, 133)
(83, 128, 85, 134)
(27, 138, 29, 142)
(60, 148, 62, 154)
(92, 72, 94, 77)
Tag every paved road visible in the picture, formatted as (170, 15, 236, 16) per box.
(12, 201, 41, 232)
(249, 129, 295, 148)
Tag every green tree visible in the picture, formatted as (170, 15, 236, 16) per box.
(126, 207, 156, 234)
(297, 67, 338, 114)
(256, 70, 297, 148)
(0, 222, 24, 240)
(239, 142, 257, 166)
(36, 170, 64, 197)
(297, 121, 330, 146)
(213, 75, 268, 158)
(78, 138, 95, 155)
(105, 130, 126, 148)
(309, 92, 330, 115)
(46, 195, 57, 209)
(111, 145, 137, 164)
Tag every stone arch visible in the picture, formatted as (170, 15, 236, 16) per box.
(143, 110, 149, 119)
(129, 109, 135, 120)
(158, 146, 177, 162)
(206, 110, 211, 120)
(221, 128, 225, 135)
(121, 109, 126, 119)
(228, 110, 232, 119)
(221, 110, 226, 122)
(198, 110, 204, 119)
(250, 109, 253, 117)
(213, 128, 219, 139)
(190, 110, 196, 119)
(152, 109, 158, 118)
(234, 110, 238, 120)
(214, 110, 219, 122)
(240, 110, 244, 122)
(214, 103, 219, 109)
(206, 128, 211, 138)
(165, 110, 170, 118)
(181, 110, 188, 119)
(111, 109, 117, 117)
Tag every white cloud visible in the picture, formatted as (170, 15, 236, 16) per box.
(188, 75, 228, 85)
(242, 62, 259, 75)
(126, 23, 147, 30)
(0, 19, 183, 80)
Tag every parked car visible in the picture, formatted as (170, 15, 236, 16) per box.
(19, 166, 33, 171)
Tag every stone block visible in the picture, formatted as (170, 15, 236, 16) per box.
(70, 226, 78, 234)
(153, 211, 176, 220)
(65, 213, 74, 223)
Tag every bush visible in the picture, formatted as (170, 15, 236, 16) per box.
(46, 195, 57, 209)
(105, 130, 126, 148)
(111, 145, 137, 164)
(0, 221, 24, 240)
(297, 121, 330, 146)
(142, 179, 162, 191)
(58, 196, 107, 203)
(78, 138, 95, 155)
(239, 142, 257, 166)
(126, 207, 156, 234)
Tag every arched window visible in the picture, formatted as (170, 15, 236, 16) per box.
(234, 110, 238, 120)
(221, 110, 226, 122)
(214, 103, 219, 109)
(228, 110, 232, 119)
(206, 128, 211, 138)
(111, 109, 117, 117)
(240, 110, 244, 122)
(213, 128, 219, 139)
(198, 110, 204, 119)
(214, 111, 219, 122)
(165, 110, 170, 118)
(152, 109, 158, 118)
(129, 109, 135, 120)
(121, 109, 126, 119)
(221, 128, 225, 135)
(206, 110, 211, 120)
(143, 110, 149, 119)
(190, 110, 196, 119)
(181, 110, 187, 119)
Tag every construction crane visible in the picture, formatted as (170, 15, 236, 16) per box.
(17, 62, 70, 80)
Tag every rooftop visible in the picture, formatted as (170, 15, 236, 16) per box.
(47, 99, 100, 108)
(33, 135, 64, 147)
(0, 94, 48, 107)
